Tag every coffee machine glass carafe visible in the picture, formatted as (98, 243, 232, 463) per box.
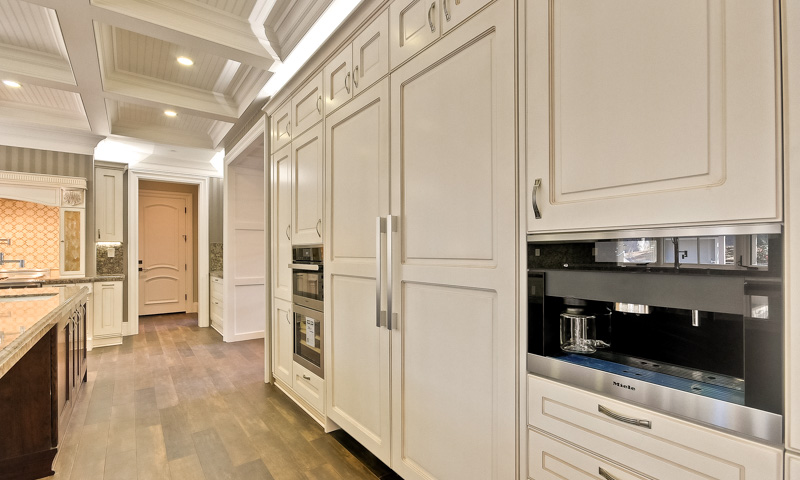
(559, 310, 596, 354)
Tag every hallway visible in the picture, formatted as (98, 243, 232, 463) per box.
(48, 314, 384, 480)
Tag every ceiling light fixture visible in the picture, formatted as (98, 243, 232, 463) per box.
(2, 80, 21, 88)
(177, 56, 194, 66)
(164, 110, 177, 117)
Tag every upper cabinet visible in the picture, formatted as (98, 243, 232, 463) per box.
(293, 72, 324, 137)
(291, 123, 324, 245)
(271, 101, 293, 153)
(271, 144, 292, 302)
(524, 0, 782, 233)
(95, 162, 125, 242)
(389, 0, 490, 69)
(324, 10, 389, 115)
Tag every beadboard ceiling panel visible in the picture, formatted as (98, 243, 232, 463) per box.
(0, 0, 66, 57)
(113, 101, 216, 133)
(192, 0, 259, 18)
(0, 83, 84, 114)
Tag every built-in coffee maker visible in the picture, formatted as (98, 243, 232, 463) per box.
(527, 227, 783, 444)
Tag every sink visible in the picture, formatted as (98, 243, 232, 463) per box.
(0, 269, 50, 283)
(0, 293, 57, 302)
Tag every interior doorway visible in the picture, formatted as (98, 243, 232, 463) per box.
(138, 180, 198, 318)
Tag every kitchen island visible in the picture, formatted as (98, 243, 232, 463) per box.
(0, 285, 89, 480)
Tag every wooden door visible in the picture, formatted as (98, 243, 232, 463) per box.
(293, 72, 324, 136)
(525, 0, 781, 233)
(325, 78, 391, 463)
(291, 123, 324, 245)
(324, 45, 353, 115)
(139, 192, 187, 315)
(272, 297, 293, 385)
(441, 0, 491, 33)
(389, 0, 440, 69)
(352, 10, 389, 97)
(272, 145, 292, 301)
(389, 1, 516, 479)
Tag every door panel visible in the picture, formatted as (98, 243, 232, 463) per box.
(389, 0, 440, 69)
(273, 298, 293, 385)
(294, 72, 324, 136)
(389, 2, 516, 479)
(353, 10, 389, 96)
(325, 79, 391, 463)
(271, 102, 292, 153)
(292, 123, 324, 245)
(139, 193, 187, 315)
(272, 145, 292, 301)
(324, 45, 353, 115)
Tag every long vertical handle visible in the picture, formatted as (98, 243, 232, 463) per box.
(386, 215, 396, 330)
(531, 178, 542, 219)
(376, 217, 386, 328)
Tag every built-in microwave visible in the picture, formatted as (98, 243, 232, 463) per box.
(527, 226, 783, 444)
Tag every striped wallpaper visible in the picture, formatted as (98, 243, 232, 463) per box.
(209, 176, 223, 244)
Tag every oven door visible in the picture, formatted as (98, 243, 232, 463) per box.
(293, 304, 323, 378)
(290, 265, 323, 311)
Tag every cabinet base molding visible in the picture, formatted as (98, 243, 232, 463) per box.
(210, 320, 222, 336)
(92, 335, 122, 348)
(0, 448, 57, 480)
(274, 377, 325, 426)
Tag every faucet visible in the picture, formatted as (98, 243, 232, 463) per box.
(0, 252, 25, 268)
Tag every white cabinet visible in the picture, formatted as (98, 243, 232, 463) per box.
(527, 375, 783, 479)
(524, 0, 781, 233)
(292, 361, 324, 414)
(787, 453, 800, 480)
(94, 163, 125, 242)
(271, 145, 292, 302)
(93, 281, 123, 347)
(324, 10, 389, 115)
(210, 275, 223, 334)
(271, 101, 292, 154)
(292, 72, 324, 137)
(325, 78, 392, 463)
(272, 297, 293, 386)
(291, 123, 324, 245)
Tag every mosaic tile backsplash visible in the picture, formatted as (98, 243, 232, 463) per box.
(0, 199, 60, 270)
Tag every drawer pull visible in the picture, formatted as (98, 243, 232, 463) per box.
(598, 467, 619, 480)
(302, 375, 311, 381)
(598, 404, 651, 429)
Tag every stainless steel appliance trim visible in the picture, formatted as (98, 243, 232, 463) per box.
(376, 217, 386, 328)
(288, 263, 321, 271)
(527, 223, 782, 243)
(527, 353, 783, 445)
(293, 303, 324, 378)
(292, 294, 323, 312)
(598, 404, 651, 429)
(613, 302, 650, 315)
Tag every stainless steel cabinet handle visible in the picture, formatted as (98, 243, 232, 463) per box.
(316, 219, 321, 237)
(286, 225, 291, 240)
(387, 215, 396, 330)
(345, 71, 351, 93)
(427, 2, 436, 32)
(442, 0, 451, 21)
(376, 217, 386, 328)
(598, 405, 652, 429)
(598, 468, 619, 480)
(302, 374, 311, 381)
(353, 66, 359, 88)
(316, 95, 322, 113)
(532, 178, 542, 219)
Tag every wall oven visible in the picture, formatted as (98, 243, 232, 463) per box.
(289, 245, 323, 378)
(527, 226, 783, 444)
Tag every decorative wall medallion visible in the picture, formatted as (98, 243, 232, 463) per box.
(62, 189, 84, 206)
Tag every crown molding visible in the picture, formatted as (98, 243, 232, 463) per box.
(0, 45, 75, 85)
(0, 170, 87, 189)
(0, 121, 104, 155)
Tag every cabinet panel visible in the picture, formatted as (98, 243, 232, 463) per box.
(291, 123, 324, 245)
(325, 79, 391, 463)
(272, 145, 292, 301)
(528, 429, 647, 480)
(271, 102, 292, 153)
(292, 361, 324, 413)
(272, 298, 293, 386)
(528, 375, 783, 480)
(95, 167, 124, 242)
(441, 0, 491, 33)
(525, 0, 781, 232)
(60, 208, 85, 277)
(324, 45, 353, 115)
(352, 10, 389, 96)
(93, 281, 122, 338)
(293, 72, 324, 136)
(787, 453, 800, 480)
(389, 0, 440, 69)
(389, 1, 516, 479)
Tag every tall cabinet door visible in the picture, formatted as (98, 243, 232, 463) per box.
(325, 79, 391, 463)
(95, 167, 124, 242)
(389, 1, 516, 479)
(271, 145, 292, 301)
(291, 123, 324, 245)
(272, 298, 293, 386)
(525, 0, 781, 233)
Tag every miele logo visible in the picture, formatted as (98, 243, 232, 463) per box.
(613, 381, 635, 391)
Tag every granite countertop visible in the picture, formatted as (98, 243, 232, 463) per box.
(42, 274, 125, 285)
(211, 271, 223, 279)
(0, 285, 89, 379)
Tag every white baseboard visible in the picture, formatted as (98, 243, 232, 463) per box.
(93, 336, 123, 348)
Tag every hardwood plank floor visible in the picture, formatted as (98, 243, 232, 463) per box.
(47, 313, 390, 480)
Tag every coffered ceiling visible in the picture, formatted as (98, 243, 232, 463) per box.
(0, 0, 338, 157)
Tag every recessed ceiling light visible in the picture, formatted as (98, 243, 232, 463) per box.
(177, 57, 194, 66)
(2, 80, 21, 88)
(164, 110, 177, 117)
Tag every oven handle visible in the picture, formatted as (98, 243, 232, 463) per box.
(288, 263, 321, 271)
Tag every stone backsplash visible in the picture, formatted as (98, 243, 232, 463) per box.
(210, 243, 223, 272)
(96, 243, 124, 275)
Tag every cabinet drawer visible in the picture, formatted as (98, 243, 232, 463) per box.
(210, 299, 223, 321)
(292, 361, 324, 413)
(528, 375, 782, 479)
(528, 429, 646, 480)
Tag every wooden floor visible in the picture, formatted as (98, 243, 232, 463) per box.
(48, 313, 386, 480)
